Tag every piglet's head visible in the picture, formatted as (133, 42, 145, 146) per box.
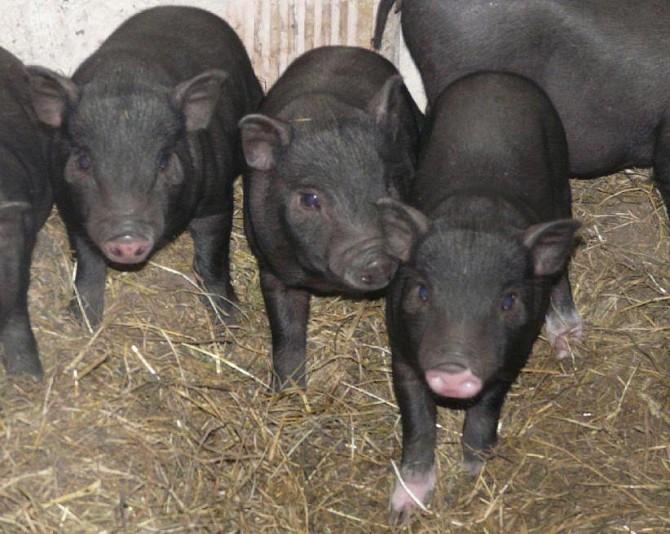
(239, 76, 418, 294)
(27, 65, 227, 265)
(384, 204, 580, 400)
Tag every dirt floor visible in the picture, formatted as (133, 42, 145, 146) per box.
(0, 170, 668, 533)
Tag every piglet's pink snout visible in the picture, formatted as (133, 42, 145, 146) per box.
(425, 367, 482, 399)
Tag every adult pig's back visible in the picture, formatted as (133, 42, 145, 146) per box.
(399, 1, 669, 178)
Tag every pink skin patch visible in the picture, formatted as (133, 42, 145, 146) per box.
(425, 368, 482, 399)
(390, 465, 436, 522)
(545, 308, 583, 359)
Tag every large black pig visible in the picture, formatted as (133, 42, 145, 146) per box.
(374, 0, 670, 355)
(373, 0, 670, 215)
(28, 6, 262, 326)
(381, 72, 580, 523)
(0, 47, 53, 376)
(239, 46, 422, 389)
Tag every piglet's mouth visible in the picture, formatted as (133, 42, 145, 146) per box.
(425, 365, 483, 399)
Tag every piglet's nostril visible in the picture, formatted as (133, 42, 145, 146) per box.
(425, 366, 482, 399)
(103, 234, 153, 265)
(359, 257, 395, 286)
(340, 249, 398, 292)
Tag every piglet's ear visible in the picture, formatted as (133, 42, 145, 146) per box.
(239, 114, 292, 172)
(367, 74, 404, 140)
(522, 219, 581, 276)
(377, 197, 430, 262)
(26, 66, 80, 128)
(173, 69, 228, 132)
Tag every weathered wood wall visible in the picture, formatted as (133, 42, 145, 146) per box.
(236, 0, 377, 89)
(2, 0, 424, 106)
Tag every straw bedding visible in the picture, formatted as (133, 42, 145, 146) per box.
(0, 170, 668, 532)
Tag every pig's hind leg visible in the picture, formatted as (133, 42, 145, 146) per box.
(545, 273, 583, 359)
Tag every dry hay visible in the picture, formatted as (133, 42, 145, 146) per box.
(0, 171, 668, 533)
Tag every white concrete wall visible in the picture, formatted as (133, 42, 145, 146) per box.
(1, 0, 425, 107)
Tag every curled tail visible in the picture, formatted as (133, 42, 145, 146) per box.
(371, 0, 400, 50)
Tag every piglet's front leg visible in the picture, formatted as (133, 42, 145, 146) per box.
(260, 269, 310, 390)
(68, 231, 107, 328)
(461, 380, 512, 476)
(1, 301, 42, 377)
(390, 355, 438, 525)
(190, 210, 239, 325)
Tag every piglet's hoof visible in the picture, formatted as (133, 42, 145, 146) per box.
(389, 465, 436, 525)
(2, 351, 43, 378)
(67, 297, 103, 330)
(197, 289, 241, 328)
(212, 300, 241, 328)
(545, 309, 583, 360)
(462, 457, 485, 478)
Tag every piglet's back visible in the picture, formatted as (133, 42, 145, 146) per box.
(413, 71, 569, 219)
(74, 6, 262, 111)
(262, 46, 420, 125)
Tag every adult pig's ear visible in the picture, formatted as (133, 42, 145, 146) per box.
(522, 219, 581, 276)
(239, 114, 292, 172)
(173, 69, 228, 131)
(377, 197, 430, 262)
(26, 66, 80, 128)
(367, 74, 404, 139)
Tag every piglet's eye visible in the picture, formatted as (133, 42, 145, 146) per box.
(300, 193, 321, 209)
(501, 292, 517, 311)
(418, 284, 429, 302)
(77, 152, 91, 171)
(158, 151, 172, 172)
